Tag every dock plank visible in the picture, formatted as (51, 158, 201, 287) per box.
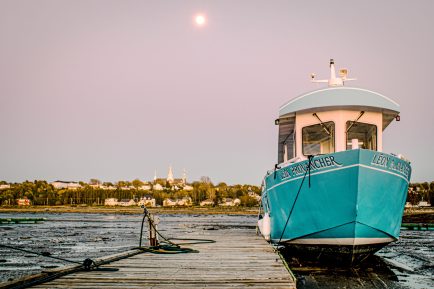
(31, 227, 295, 288)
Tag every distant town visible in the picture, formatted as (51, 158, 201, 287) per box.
(0, 167, 432, 208)
(0, 166, 261, 208)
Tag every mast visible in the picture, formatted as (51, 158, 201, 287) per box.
(310, 59, 356, 87)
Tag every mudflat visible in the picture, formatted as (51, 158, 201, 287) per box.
(0, 206, 433, 223)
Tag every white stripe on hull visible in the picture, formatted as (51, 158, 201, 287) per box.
(274, 237, 395, 246)
(267, 162, 409, 192)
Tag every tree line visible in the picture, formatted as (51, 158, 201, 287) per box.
(0, 179, 261, 207)
(407, 181, 434, 206)
(1, 180, 432, 207)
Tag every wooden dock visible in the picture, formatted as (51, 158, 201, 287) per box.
(27, 227, 296, 288)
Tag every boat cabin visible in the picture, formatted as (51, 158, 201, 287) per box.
(276, 61, 400, 164)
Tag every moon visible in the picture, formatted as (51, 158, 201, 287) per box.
(195, 15, 206, 26)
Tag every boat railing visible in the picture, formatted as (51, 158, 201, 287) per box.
(265, 157, 304, 177)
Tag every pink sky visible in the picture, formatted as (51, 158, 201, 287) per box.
(1, 0, 433, 184)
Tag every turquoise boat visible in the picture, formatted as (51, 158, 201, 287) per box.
(258, 60, 411, 263)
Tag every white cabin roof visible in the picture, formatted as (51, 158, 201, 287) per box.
(278, 87, 400, 131)
(276, 87, 401, 163)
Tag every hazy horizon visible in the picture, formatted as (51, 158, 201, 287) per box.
(1, 0, 433, 185)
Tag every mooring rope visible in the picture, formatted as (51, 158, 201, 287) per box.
(138, 206, 215, 254)
(0, 243, 98, 268)
(278, 155, 314, 244)
(0, 209, 218, 289)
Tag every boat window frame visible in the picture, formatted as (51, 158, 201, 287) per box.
(301, 121, 336, 156)
(345, 121, 378, 151)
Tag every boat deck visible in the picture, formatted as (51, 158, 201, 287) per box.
(24, 227, 295, 288)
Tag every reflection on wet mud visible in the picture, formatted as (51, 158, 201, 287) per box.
(281, 228, 433, 289)
(287, 255, 401, 289)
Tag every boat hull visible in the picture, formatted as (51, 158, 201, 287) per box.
(262, 149, 411, 262)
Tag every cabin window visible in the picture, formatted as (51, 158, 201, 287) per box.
(302, 122, 335, 156)
(346, 121, 377, 150)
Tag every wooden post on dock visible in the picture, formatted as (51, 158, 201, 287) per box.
(148, 214, 158, 246)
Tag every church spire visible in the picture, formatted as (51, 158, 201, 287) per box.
(182, 168, 187, 184)
(167, 165, 174, 184)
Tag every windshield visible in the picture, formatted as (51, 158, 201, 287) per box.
(346, 121, 377, 150)
(302, 121, 335, 156)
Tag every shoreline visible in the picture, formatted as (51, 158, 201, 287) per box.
(0, 205, 259, 215)
(0, 206, 433, 222)
(402, 207, 434, 223)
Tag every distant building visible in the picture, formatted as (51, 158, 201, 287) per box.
(183, 185, 193, 191)
(51, 181, 82, 190)
(89, 184, 103, 189)
(104, 198, 137, 206)
(140, 184, 152, 190)
(163, 197, 192, 207)
(118, 199, 136, 206)
(173, 179, 184, 185)
(157, 166, 189, 188)
(153, 183, 163, 191)
(248, 191, 262, 202)
(417, 201, 431, 207)
(0, 184, 11, 190)
(17, 198, 31, 206)
(177, 196, 192, 206)
(104, 198, 118, 206)
(163, 198, 177, 207)
(138, 195, 156, 207)
(200, 199, 214, 206)
(182, 169, 187, 185)
(91, 183, 117, 190)
(167, 165, 174, 184)
(219, 198, 241, 207)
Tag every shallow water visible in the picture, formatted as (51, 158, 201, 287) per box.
(0, 212, 433, 288)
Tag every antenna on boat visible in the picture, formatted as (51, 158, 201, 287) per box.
(311, 59, 356, 87)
